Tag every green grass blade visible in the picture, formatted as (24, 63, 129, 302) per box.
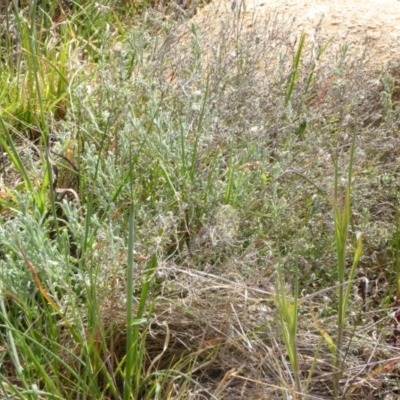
(0, 118, 33, 192)
(124, 201, 135, 400)
(285, 32, 306, 107)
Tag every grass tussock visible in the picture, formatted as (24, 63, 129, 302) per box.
(1, 0, 400, 399)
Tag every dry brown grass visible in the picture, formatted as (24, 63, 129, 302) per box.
(88, 262, 400, 399)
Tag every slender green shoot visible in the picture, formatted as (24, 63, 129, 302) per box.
(124, 201, 136, 400)
(274, 263, 302, 399)
(285, 32, 306, 108)
(225, 149, 235, 205)
(332, 128, 362, 397)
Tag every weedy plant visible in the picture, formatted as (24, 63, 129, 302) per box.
(2, 0, 400, 399)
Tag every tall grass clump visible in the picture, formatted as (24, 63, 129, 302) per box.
(1, 3, 152, 399)
(1, 1, 71, 134)
(0, 0, 111, 217)
(275, 129, 364, 399)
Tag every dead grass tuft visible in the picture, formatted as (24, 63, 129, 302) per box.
(81, 264, 400, 399)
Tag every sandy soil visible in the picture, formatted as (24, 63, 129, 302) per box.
(187, 0, 400, 72)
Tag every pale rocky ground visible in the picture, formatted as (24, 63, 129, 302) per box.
(181, 0, 400, 74)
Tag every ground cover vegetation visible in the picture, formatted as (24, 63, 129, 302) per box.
(1, 0, 400, 399)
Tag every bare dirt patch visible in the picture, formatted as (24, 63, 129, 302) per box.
(187, 0, 400, 72)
